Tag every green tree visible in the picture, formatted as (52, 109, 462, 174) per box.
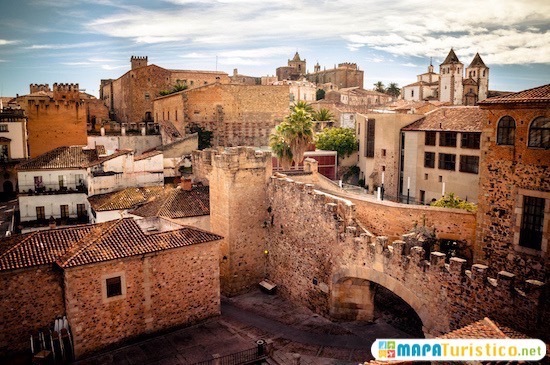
(159, 82, 188, 96)
(316, 88, 326, 100)
(291, 100, 314, 114)
(269, 125, 293, 170)
(315, 127, 358, 160)
(278, 108, 314, 167)
(386, 82, 401, 98)
(431, 193, 477, 212)
(374, 81, 385, 93)
(187, 123, 212, 150)
(312, 108, 334, 122)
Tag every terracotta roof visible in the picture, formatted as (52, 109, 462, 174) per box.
(479, 84, 550, 105)
(88, 186, 164, 211)
(157, 120, 182, 138)
(131, 185, 210, 219)
(441, 49, 461, 65)
(0, 218, 222, 271)
(402, 106, 484, 132)
(403, 80, 438, 87)
(134, 150, 162, 161)
(83, 149, 132, 167)
(17, 146, 98, 170)
(468, 53, 487, 68)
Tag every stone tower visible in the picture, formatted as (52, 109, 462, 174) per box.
(130, 56, 148, 70)
(288, 52, 306, 76)
(439, 49, 464, 105)
(194, 147, 273, 296)
(466, 53, 489, 102)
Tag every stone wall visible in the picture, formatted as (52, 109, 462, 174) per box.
(264, 176, 547, 339)
(0, 266, 65, 356)
(64, 240, 220, 358)
(196, 147, 273, 296)
(476, 106, 549, 281)
(154, 84, 289, 147)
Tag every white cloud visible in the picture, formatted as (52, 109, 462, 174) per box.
(101, 64, 127, 70)
(25, 42, 105, 50)
(179, 52, 210, 59)
(0, 39, 18, 46)
(61, 62, 92, 66)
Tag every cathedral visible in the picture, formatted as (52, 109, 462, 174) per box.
(402, 49, 489, 106)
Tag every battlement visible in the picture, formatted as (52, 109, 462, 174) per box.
(52, 83, 79, 92)
(29, 84, 51, 93)
(52, 83, 80, 101)
(338, 62, 358, 70)
(130, 56, 148, 70)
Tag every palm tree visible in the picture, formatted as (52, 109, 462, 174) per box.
(269, 125, 293, 170)
(386, 83, 401, 98)
(279, 108, 314, 167)
(374, 81, 385, 93)
(291, 100, 314, 114)
(312, 108, 334, 122)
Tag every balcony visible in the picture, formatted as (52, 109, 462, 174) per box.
(21, 184, 87, 196)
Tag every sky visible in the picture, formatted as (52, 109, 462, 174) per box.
(0, 0, 549, 98)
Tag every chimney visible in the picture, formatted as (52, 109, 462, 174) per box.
(180, 178, 193, 191)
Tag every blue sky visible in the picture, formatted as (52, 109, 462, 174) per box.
(1, 0, 549, 98)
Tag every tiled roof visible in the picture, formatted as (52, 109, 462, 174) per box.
(131, 185, 210, 219)
(441, 48, 461, 65)
(83, 149, 132, 167)
(96, 145, 106, 155)
(157, 120, 182, 138)
(134, 150, 162, 161)
(17, 146, 98, 170)
(402, 106, 484, 132)
(0, 218, 222, 270)
(88, 186, 164, 211)
(478, 84, 550, 105)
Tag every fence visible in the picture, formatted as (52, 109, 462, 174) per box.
(192, 340, 268, 365)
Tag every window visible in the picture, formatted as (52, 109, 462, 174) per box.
(528, 116, 550, 149)
(461, 133, 480, 149)
(438, 153, 456, 170)
(77, 204, 87, 220)
(439, 132, 457, 147)
(60, 205, 69, 219)
(424, 173, 428, 180)
(34, 176, 44, 190)
(365, 119, 375, 157)
(424, 152, 435, 168)
(36, 206, 45, 220)
(382, 149, 386, 157)
(411, 90, 414, 97)
(497, 116, 515, 145)
(519, 196, 545, 250)
(106, 276, 122, 298)
(58, 175, 66, 189)
(459, 155, 479, 174)
(0, 124, 8, 132)
(425, 132, 436, 146)
(0, 144, 8, 160)
(145, 92, 150, 100)
(75, 174, 84, 186)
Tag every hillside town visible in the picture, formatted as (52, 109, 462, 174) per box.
(0, 49, 548, 365)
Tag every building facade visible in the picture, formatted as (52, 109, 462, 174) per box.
(0, 107, 29, 198)
(476, 84, 549, 281)
(402, 63, 440, 101)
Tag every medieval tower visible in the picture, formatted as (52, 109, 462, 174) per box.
(439, 49, 464, 105)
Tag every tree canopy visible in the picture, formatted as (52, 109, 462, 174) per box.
(315, 127, 358, 160)
(430, 193, 477, 212)
(291, 100, 314, 114)
(312, 108, 334, 122)
(316, 89, 326, 100)
(386, 83, 401, 98)
(373, 81, 385, 93)
(159, 82, 188, 96)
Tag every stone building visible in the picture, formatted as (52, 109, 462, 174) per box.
(0, 217, 222, 358)
(230, 68, 260, 85)
(356, 113, 424, 199)
(401, 49, 489, 106)
(13, 83, 109, 157)
(153, 83, 289, 147)
(270, 79, 317, 105)
(306, 62, 364, 89)
(327, 87, 392, 110)
(100, 56, 230, 124)
(401, 106, 484, 204)
(476, 84, 550, 281)
(276, 52, 306, 81)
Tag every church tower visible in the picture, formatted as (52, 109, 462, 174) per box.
(466, 53, 489, 102)
(439, 49, 464, 105)
(288, 52, 306, 76)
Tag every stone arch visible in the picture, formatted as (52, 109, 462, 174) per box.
(331, 267, 439, 337)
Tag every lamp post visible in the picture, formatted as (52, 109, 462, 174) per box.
(407, 176, 410, 204)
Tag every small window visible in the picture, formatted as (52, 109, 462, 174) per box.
(34, 176, 44, 190)
(519, 196, 545, 250)
(60, 205, 69, 219)
(145, 92, 150, 100)
(58, 175, 66, 189)
(77, 204, 87, 220)
(36, 206, 45, 220)
(438, 153, 456, 170)
(425, 132, 436, 146)
(424, 173, 428, 180)
(461, 133, 480, 149)
(459, 155, 479, 174)
(439, 132, 457, 147)
(497, 116, 515, 145)
(106, 276, 122, 298)
(528, 116, 550, 149)
(438, 175, 443, 182)
(0, 124, 8, 132)
(424, 152, 435, 168)
(381, 149, 386, 157)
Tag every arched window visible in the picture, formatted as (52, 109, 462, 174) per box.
(528, 116, 550, 149)
(497, 116, 516, 145)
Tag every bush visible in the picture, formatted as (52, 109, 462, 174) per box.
(430, 193, 477, 212)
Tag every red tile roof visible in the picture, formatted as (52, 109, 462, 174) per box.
(0, 218, 222, 271)
(17, 146, 98, 170)
(478, 84, 550, 105)
(402, 106, 484, 132)
(88, 186, 164, 211)
(131, 186, 210, 219)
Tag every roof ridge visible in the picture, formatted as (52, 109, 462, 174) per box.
(482, 317, 509, 338)
(56, 220, 121, 268)
(157, 188, 179, 217)
(0, 231, 41, 262)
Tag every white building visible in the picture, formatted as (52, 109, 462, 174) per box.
(402, 63, 440, 102)
(271, 79, 317, 105)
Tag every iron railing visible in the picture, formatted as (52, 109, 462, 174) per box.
(192, 342, 267, 365)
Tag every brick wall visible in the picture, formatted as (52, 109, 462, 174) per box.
(0, 266, 65, 356)
(64, 240, 220, 358)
